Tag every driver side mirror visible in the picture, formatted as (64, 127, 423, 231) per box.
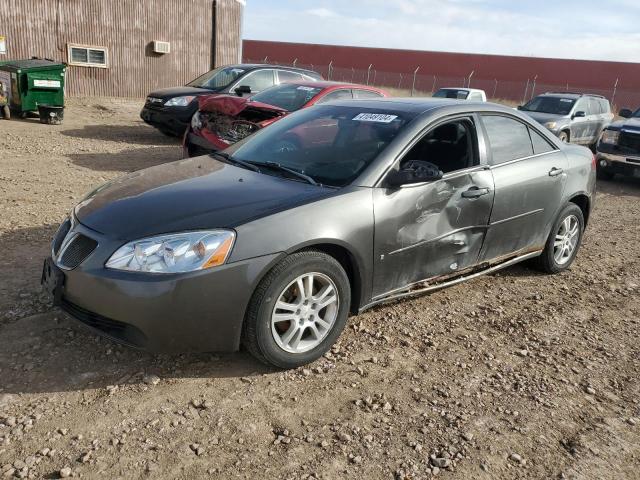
(572, 111, 586, 119)
(619, 108, 633, 118)
(386, 161, 443, 187)
(516, 105, 524, 110)
(234, 85, 252, 96)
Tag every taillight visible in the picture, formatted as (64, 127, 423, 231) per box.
(591, 154, 597, 170)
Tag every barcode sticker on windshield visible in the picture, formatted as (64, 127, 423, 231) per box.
(560, 99, 573, 103)
(297, 86, 317, 91)
(353, 113, 398, 123)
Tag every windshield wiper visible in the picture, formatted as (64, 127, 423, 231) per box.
(210, 152, 261, 173)
(257, 161, 319, 186)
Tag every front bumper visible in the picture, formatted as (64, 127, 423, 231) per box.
(140, 106, 193, 136)
(596, 151, 640, 177)
(51, 222, 282, 353)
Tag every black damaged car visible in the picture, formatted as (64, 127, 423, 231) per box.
(140, 64, 322, 137)
(596, 107, 640, 180)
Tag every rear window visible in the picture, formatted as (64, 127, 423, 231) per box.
(250, 84, 323, 111)
(433, 89, 469, 100)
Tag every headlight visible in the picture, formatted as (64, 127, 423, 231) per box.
(106, 230, 235, 274)
(545, 121, 557, 129)
(191, 111, 202, 130)
(600, 129, 620, 145)
(164, 96, 196, 107)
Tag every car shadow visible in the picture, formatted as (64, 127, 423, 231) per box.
(67, 146, 183, 173)
(61, 123, 181, 146)
(596, 177, 640, 198)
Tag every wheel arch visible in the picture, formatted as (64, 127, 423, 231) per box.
(568, 193, 591, 226)
(288, 241, 365, 315)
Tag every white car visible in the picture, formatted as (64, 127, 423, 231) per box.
(433, 88, 487, 102)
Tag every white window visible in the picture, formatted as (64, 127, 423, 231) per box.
(67, 44, 108, 68)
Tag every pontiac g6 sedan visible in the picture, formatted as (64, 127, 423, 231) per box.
(43, 99, 596, 369)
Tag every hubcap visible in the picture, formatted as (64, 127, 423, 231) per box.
(553, 214, 580, 265)
(271, 272, 339, 354)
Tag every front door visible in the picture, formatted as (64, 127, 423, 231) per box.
(372, 117, 495, 298)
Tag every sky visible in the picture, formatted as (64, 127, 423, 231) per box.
(243, 0, 640, 63)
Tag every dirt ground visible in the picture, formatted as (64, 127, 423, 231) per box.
(0, 98, 639, 480)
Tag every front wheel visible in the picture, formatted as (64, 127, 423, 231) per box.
(558, 131, 570, 143)
(242, 250, 351, 369)
(532, 203, 584, 274)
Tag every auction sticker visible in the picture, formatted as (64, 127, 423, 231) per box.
(297, 86, 317, 91)
(353, 113, 398, 123)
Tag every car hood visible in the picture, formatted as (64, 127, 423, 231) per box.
(198, 94, 288, 117)
(147, 86, 222, 100)
(522, 111, 564, 124)
(608, 117, 640, 131)
(74, 157, 334, 240)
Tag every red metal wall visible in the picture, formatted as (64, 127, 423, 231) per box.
(243, 40, 640, 105)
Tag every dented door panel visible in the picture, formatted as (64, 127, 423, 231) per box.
(372, 168, 494, 298)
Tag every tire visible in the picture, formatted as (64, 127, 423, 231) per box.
(242, 250, 351, 369)
(532, 203, 584, 274)
(597, 167, 614, 181)
(558, 131, 570, 143)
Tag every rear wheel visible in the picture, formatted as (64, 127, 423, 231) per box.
(532, 203, 584, 274)
(242, 251, 351, 369)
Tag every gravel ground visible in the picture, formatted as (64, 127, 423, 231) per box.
(0, 98, 639, 480)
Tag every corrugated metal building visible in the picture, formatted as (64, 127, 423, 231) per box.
(1, 0, 244, 97)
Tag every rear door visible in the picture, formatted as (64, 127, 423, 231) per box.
(478, 114, 569, 261)
(570, 97, 591, 144)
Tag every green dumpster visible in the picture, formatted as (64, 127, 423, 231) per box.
(0, 59, 66, 118)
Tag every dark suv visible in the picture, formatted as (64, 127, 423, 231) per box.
(519, 92, 613, 147)
(596, 107, 640, 180)
(140, 64, 322, 137)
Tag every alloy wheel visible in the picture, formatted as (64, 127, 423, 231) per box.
(271, 272, 339, 354)
(553, 214, 580, 265)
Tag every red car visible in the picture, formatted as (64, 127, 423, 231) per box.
(183, 81, 389, 157)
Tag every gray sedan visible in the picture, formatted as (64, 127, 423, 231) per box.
(42, 99, 596, 368)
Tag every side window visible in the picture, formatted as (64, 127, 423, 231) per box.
(482, 115, 534, 165)
(277, 70, 304, 83)
(529, 128, 555, 155)
(237, 70, 275, 92)
(574, 98, 589, 116)
(468, 92, 483, 101)
(401, 119, 477, 174)
(600, 99, 611, 114)
(316, 89, 353, 104)
(588, 98, 601, 115)
(353, 89, 384, 99)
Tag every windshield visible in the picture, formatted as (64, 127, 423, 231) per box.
(433, 89, 469, 100)
(187, 66, 246, 89)
(250, 84, 323, 111)
(224, 105, 416, 187)
(523, 96, 576, 115)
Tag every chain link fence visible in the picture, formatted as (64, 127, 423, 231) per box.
(247, 58, 639, 111)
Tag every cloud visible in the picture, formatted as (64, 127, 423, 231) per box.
(305, 8, 339, 18)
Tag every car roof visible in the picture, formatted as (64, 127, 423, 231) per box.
(437, 87, 484, 93)
(323, 97, 508, 114)
(227, 63, 321, 77)
(537, 92, 606, 100)
(281, 80, 385, 90)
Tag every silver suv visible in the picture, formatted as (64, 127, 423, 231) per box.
(518, 92, 613, 147)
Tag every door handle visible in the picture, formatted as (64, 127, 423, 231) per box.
(461, 187, 490, 198)
(548, 167, 564, 177)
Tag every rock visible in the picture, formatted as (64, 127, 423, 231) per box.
(462, 432, 474, 441)
(509, 453, 525, 465)
(480, 463, 489, 472)
(627, 417, 637, 426)
(59, 467, 72, 478)
(515, 349, 528, 357)
(302, 369, 312, 377)
(337, 432, 352, 442)
(431, 458, 451, 468)
(585, 386, 596, 395)
(143, 374, 160, 386)
(349, 454, 362, 464)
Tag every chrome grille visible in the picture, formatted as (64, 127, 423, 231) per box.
(619, 131, 640, 154)
(57, 233, 98, 269)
